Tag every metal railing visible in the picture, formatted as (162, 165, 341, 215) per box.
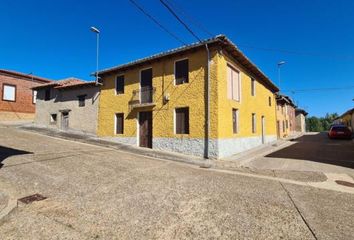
(129, 86, 155, 108)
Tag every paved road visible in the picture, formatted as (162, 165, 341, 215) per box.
(243, 132, 354, 176)
(0, 127, 354, 239)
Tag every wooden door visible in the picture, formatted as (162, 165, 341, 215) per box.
(139, 111, 152, 148)
(61, 112, 69, 130)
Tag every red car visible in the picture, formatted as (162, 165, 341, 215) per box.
(328, 125, 352, 139)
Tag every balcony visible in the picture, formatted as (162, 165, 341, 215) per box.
(129, 86, 156, 110)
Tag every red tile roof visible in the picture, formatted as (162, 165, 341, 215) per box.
(32, 78, 96, 90)
(0, 69, 52, 83)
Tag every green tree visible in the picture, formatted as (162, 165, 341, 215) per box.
(306, 113, 339, 132)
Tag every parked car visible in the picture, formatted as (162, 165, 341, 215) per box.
(328, 125, 352, 139)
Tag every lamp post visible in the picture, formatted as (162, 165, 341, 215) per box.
(277, 61, 286, 91)
(90, 26, 100, 84)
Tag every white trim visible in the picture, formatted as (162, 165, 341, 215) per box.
(174, 57, 189, 86)
(114, 74, 124, 95)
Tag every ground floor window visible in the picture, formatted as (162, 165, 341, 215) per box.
(115, 113, 124, 134)
(175, 107, 189, 134)
(2, 84, 16, 101)
(50, 114, 57, 124)
(252, 113, 256, 133)
(232, 108, 239, 134)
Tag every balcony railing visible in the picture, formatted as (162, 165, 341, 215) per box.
(129, 86, 156, 110)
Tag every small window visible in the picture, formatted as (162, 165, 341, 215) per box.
(286, 120, 289, 129)
(252, 113, 256, 133)
(251, 78, 256, 96)
(115, 75, 124, 94)
(175, 59, 189, 85)
(232, 109, 239, 134)
(268, 96, 272, 106)
(78, 95, 86, 107)
(50, 114, 57, 123)
(45, 89, 51, 101)
(2, 84, 16, 101)
(32, 90, 37, 104)
(115, 113, 124, 134)
(175, 107, 189, 134)
(282, 121, 285, 132)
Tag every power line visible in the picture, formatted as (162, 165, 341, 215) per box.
(128, 0, 186, 45)
(282, 86, 354, 93)
(159, 0, 202, 42)
(164, 0, 215, 38)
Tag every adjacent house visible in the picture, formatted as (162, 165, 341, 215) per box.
(337, 108, 354, 131)
(295, 108, 308, 132)
(32, 78, 99, 134)
(0, 69, 52, 121)
(276, 94, 297, 138)
(96, 35, 279, 159)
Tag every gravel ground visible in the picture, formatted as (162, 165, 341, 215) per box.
(0, 127, 353, 239)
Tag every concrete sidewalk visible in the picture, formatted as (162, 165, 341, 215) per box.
(14, 124, 212, 168)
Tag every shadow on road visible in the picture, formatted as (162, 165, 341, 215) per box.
(0, 146, 33, 168)
(266, 132, 354, 169)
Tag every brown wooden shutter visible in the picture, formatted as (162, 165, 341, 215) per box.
(116, 113, 124, 134)
(176, 108, 189, 134)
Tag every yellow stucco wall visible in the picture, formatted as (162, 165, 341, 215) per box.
(216, 53, 277, 139)
(97, 48, 277, 141)
(97, 48, 219, 139)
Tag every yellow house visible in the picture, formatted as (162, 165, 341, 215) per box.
(97, 35, 279, 158)
(276, 94, 297, 138)
(338, 108, 354, 131)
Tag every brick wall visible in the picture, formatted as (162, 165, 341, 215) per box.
(0, 73, 48, 115)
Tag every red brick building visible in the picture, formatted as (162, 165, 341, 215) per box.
(0, 69, 52, 121)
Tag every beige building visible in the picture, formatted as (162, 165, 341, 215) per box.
(276, 94, 296, 138)
(33, 78, 99, 134)
(295, 108, 308, 132)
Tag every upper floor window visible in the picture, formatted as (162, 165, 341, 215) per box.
(2, 84, 16, 101)
(251, 78, 256, 96)
(32, 90, 37, 104)
(268, 96, 272, 106)
(77, 95, 86, 107)
(175, 107, 189, 134)
(115, 75, 124, 94)
(227, 64, 240, 102)
(45, 89, 51, 101)
(175, 59, 189, 85)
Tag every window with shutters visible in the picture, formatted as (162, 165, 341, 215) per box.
(251, 78, 256, 96)
(232, 109, 239, 134)
(227, 64, 241, 101)
(2, 84, 16, 101)
(252, 113, 256, 133)
(115, 113, 124, 134)
(175, 107, 189, 134)
(175, 59, 189, 85)
(115, 75, 124, 94)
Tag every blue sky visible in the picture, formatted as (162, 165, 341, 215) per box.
(1, 0, 353, 117)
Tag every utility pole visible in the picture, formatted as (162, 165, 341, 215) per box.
(90, 26, 100, 85)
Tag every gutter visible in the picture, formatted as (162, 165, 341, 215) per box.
(204, 43, 210, 159)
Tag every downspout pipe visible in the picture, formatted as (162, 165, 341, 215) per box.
(204, 43, 210, 159)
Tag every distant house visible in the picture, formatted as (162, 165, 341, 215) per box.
(338, 108, 354, 131)
(276, 94, 297, 138)
(0, 69, 52, 121)
(32, 78, 99, 134)
(295, 108, 308, 133)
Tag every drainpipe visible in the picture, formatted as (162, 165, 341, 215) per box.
(204, 43, 210, 159)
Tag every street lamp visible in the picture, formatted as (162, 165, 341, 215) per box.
(90, 26, 100, 85)
(277, 61, 286, 90)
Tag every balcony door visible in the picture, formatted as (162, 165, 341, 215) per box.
(140, 68, 153, 104)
